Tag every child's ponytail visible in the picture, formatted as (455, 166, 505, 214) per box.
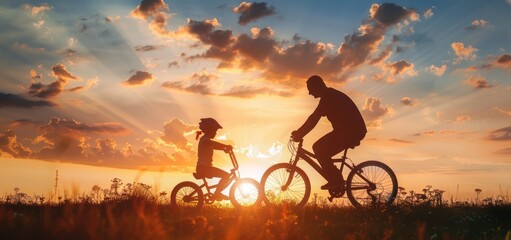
(195, 130, 203, 140)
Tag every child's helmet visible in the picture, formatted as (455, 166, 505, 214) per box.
(199, 118, 223, 131)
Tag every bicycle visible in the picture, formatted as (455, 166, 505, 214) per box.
(260, 138, 398, 208)
(171, 150, 262, 209)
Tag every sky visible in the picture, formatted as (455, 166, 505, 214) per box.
(1, 0, 511, 201)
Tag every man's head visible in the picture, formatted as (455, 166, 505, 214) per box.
(306, 75, 327, 98)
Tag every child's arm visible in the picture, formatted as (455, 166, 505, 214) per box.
(209, 139, 232, 152)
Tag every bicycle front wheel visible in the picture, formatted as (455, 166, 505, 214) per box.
(260, 163, 311, 208)
(229, 178, 262, 208)
(171, 181, 204, 209)
(346, 161, 398, 208)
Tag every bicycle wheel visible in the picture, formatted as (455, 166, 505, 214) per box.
(171, 181, 203, 209)
(229, 178, 262, 208)
(260, 163, 311, 208)
(346, 161, 398, 208)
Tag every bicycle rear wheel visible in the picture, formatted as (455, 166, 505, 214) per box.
(229, 178, 262, 208)
(346, 161, 397, 208)
(171, 181, 204, 209)
(260, 163, 310, 208)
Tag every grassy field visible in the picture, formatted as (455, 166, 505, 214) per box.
(1, 199, 511, 240)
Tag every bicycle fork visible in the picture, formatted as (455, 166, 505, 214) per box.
(282, 167, 297, 191)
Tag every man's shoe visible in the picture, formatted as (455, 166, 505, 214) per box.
(321, 179, 345, 190)
(321, 182, 340, 190)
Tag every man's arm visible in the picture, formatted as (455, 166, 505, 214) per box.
(293, 111, 321, 140)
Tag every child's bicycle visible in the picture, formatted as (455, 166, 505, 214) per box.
(171, 150, 262, 209)
(260, 138, 398, 208)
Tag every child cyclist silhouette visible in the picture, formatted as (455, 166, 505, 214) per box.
(195, 118, 233, 201)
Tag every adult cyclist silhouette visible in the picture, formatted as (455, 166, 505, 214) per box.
(291, 75, 367, 190)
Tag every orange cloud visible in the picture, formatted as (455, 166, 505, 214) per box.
(232, 2, 276, 25)
(400, 97, 419, 106)
(466, 19, 490, 30)
(465, 75, 494, 89)
(221, 85, 292, 98)
(423, 7, 434, 19)
(123, 71, 155, 86)
(0, 92, 56, 108)
(361, 97, 393, 128)
(451, 42, 477, 63)
(137, 2, 419, 89)
(130, 0, 168, 20)
(427, 64, 447, 76)
(28, 64, 79, 98)
(0, 130, 32, 158)
(481, 54, 511, 69)
(23, 3, 52, 16)
(161, 71, 218, 95)
(488, 126, 511, 141)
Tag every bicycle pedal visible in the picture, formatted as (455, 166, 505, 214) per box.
(327, 196, 334, 203)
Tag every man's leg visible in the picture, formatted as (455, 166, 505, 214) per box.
(312, 131, 347, 187)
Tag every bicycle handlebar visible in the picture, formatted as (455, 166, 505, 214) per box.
(227, 149, 239, 170)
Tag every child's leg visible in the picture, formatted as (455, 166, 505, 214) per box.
(204, 167, 230, 195)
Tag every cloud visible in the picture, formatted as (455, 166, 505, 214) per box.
(221, 85, 292, 98)
(161, 71, 218, 95)
(427, 64, 447, 76)
(466, 19, 490, 30)
(180, 18, 234, 48)
(168, 61, 179, 69)
(28, 64, 79, 98)
(137, 2, 419, 90)
(0, 130, 33, 158)
(201, 3, 417, 84)
(234, 27, 277, 68)
(68, 78, 99, 92)
(39, 117, 130, 135)
(493, 106, 511, 116)
(389, 60, 414, 75)
(455, 115, 471, 123)
(232, 2, 276, 25)
(131, 0, 168, 20)
(23, 3, 52, 16)
(389, 138, 413, 144)
(7, 119, 38, 128)
(400, 97, 419, 106)
(134, 45, 162, 52)
(373, 60, 417, 83)
(496, 147, 511, 155)
(465, 75, 494, 89)
(105, 16, 121, 22)
(123, 71, 155, 86)
(371, 3, 417, 26)
(11, 42, 45, 52)
(412, 130, 459, 137)
(423, 7, 434, 19)
(0, 93, 56, 108)
(451, 42, 477, 63)
(161, 119, 196, 150)
(1, 116, 199, 169)
(35, 118, 129, 162)
(480, 54, 511, 69)
(487, 126, 511, 141)
(361, 97, 393, 128)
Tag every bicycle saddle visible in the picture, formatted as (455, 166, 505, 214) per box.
(193, 172, 212, 180)
(347, 140, 360, 149)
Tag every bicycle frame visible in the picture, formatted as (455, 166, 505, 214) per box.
(289, 139, 354, 181)
(286, 139, 375, 192)
(195, 150, 241, 199)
